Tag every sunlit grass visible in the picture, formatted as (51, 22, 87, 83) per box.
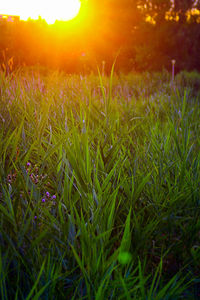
(0, 68, 200, 299)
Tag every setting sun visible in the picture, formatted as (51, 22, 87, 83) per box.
(0, 0, 81, 24)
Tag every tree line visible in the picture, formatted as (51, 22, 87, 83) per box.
(0, 0, 200, 73)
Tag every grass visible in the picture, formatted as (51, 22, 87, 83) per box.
(0, 68, 200, 299)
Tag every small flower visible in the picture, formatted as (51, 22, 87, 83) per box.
(7, 174, 12, 183)
(34, 216, 37, 219)
(46, 192, 50, 198)
(52, 195, 56, 200)
(42, 198, 46, 203)
(27, 162, 31, 167)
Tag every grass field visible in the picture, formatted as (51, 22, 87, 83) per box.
(0, 68, 200, 299)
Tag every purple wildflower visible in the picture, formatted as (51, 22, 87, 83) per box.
(27, 162, 31, 167)
(46, 191, 50, 198)
(52, 195, 56, 200)
(42, 198, 46, 203)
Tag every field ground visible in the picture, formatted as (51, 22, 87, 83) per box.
(0, 69, 200, 299)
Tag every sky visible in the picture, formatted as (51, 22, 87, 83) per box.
(0, 0, 81, 23)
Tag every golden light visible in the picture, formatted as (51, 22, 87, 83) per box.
(0, 0, 81, 24)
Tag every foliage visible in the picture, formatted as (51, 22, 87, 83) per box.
(0, 69, 199, 299)
(175, 70, 200, 97)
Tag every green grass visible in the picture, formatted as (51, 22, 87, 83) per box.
(0, 68, 199, 299)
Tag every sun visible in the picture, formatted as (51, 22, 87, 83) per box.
(0, 0, 81, 24)
(36, 0, 81, 24)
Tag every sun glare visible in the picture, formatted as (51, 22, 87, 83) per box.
(0, 0, 81, 24)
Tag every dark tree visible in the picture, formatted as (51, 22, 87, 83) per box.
(138, 0, 172, 24)
(174, 0, 196, 23)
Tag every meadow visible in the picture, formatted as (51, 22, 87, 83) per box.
(0, 68, 200, 299)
